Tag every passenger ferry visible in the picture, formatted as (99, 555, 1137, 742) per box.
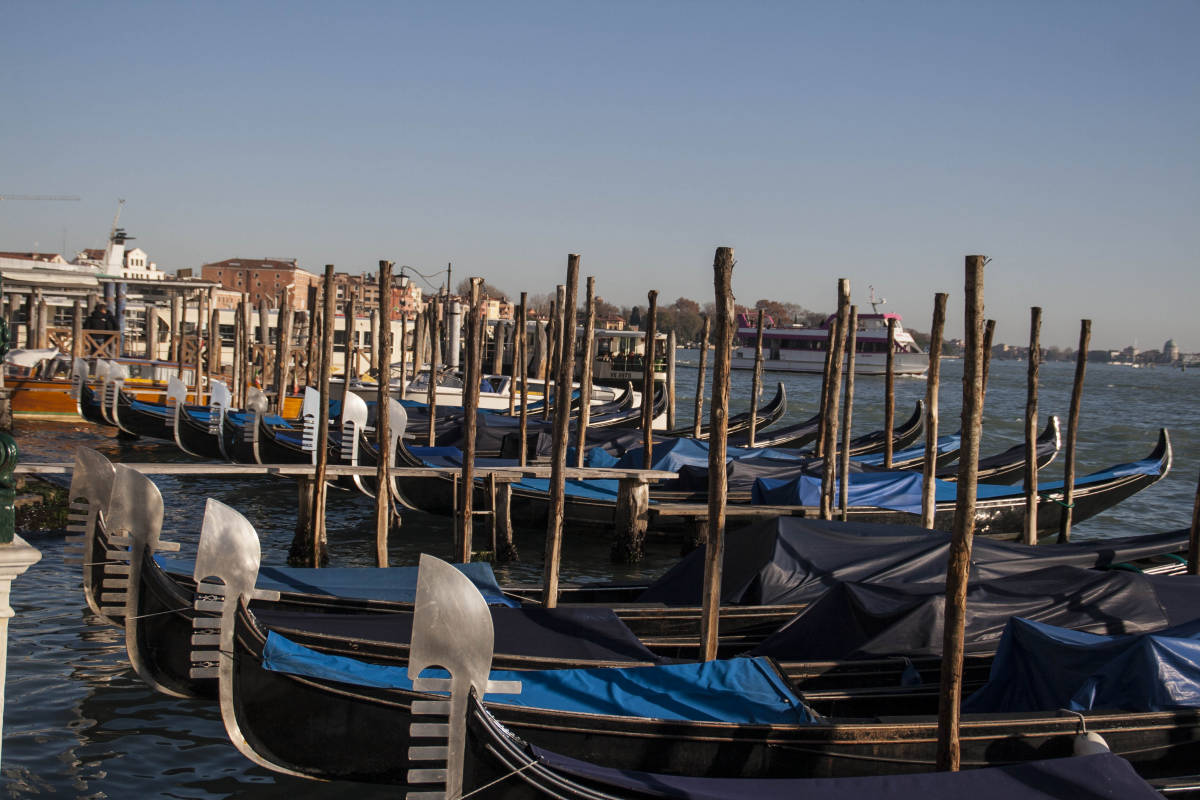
(732, 309, 928, 377)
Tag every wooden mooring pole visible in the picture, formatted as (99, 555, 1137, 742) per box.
(518, 293, 530, 466)
(641, 290, 658, 467)
(921, 293, 948, 530)
(700, 247, 735, 662)
(1058, 319, 1091, 543)
(819, 280, 850, 520)
(292, 264, 336, 567)
(1022, 307, 1042, 545)
(692, 316, 710, 439)
(456, 278, 484, 564)
(981, 318, 996, 403)
(884, 317, 897, 469)
(1189, 468, 1200, 575)
(542, 257, 579, 608)
(575, 277, 597, 468)
(426, 303, 441, 446)
(815, 325, 836, 457)
(749, 308, 764, 448)
(935, 254, 987, 771)
(839, 305, 858, 520)
(375, 261, 393, 567)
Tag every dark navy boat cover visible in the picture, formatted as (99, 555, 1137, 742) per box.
(965, 616, 1200, 713)
(159, 556, 516, 607)
(749, 566, 1192, 660)
(252, 604, 668, 664)
(637, 516, 1189, 607)
(523, 748, 1161, 800)
(262, 633, 818, 724)
(752, 451, 1164, 510)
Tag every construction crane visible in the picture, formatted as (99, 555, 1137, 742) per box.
(0, 194, 81, 202)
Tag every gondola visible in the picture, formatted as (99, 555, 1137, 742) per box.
(208, 552, 1200, 786)
(743, 428, 1171, 541)
(659, 383, 787, 440)
(724, 399, 925, 456)
(457, 697, 1167, 799)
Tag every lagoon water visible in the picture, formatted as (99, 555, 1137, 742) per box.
(3, 357, 1197, 797)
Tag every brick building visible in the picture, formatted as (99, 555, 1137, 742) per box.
(200, 258, 322, 310)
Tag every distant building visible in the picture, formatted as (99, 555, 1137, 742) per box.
(72, 229, 166, 281)
(0, 251, 69, 266)
(200, 257, 322, 311)
(1163, 339, 1180, 363)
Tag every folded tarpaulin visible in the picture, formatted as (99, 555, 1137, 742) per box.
(526, 749, 1162, 800)
(965, 616, 1200, 713)
(636, 515, 1191, 607)
(262, 632, 818, 724)
(748, 565, 1191, 660)
(158, 556, 517, 607)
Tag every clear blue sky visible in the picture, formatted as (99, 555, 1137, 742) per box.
(3, 1, 1197, 350)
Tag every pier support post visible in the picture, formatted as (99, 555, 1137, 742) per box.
(611, 477, 650, 564)
(543, 260, 579, 606)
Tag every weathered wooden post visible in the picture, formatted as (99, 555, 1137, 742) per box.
(71, 300, 83, 364)
(1022, 307, 1042, 545)
(839, 305, 859, 520)
(34, 293, 47, 350)
(426, 303, 441, 446)
(397, 313, 409, 402)
(273, 295, 294, 414)
(518, 293, 530, 466)
(193, 295, 206, 404)
(232, 301, 244, 404)
(700, 247, 735, 662)
(303, 265, 336, 567)
(575, 277, 597, 468)
(542, 299, 557, 422)
(981, 318, 996, 402)
(1189, 468, 1200, 575)
(935, 254, 987, 772)
(884, 317, 897, 468)
(692, 316, 710, 439)
(169, 291, 181, 365)
(542, 257, 579, 607)
(641, 290, 658, 468)
(208, 308, 221, 383)
(815, 326, 836, 457)
(921, 293, 948, 530)
(491, 317, 504, 376)
(456, 279, 484, 564)
(1058, 320, 1091, 543)
(370, 307, 380, 377)
(144, 305, 158, 360)
(305, 309, 319, 387)
(240, 294, 252, 404)
(748, 309, 765, 447)
(666, 330, 677, 431)
(819, 280, 850, 519)
(340, 294, 356, 416)
(375, 262, 393, 567)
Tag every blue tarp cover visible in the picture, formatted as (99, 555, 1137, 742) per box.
(527, 749, 1161, 800)
(852, 434, 960, 468)
(965, 616, 1200, 713)
(262, 633, 817, 724)
(158, 557, 516, 607)
(753, 471, 925, 513)
(752, 453, 1163, 511)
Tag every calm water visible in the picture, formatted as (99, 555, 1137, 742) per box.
(3, 357, 1197, 797)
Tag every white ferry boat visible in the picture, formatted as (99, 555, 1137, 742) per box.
(732, 309, 928, 377)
